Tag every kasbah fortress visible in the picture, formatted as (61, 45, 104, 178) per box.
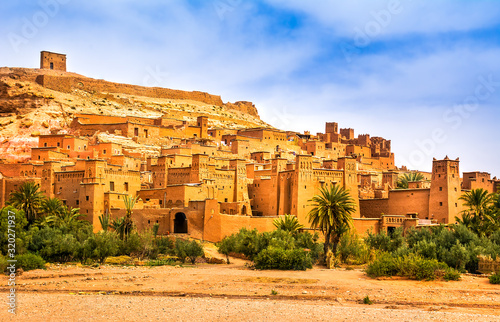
(0, 51, 499, 242)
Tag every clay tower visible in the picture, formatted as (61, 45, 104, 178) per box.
(429, 156, 462, 224)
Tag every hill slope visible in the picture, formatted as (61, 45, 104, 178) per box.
(0, 67, 270, 162)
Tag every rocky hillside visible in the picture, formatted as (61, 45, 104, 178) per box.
(0, 67, 270, 163)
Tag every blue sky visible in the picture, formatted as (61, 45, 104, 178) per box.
(1, 0, 499, 176)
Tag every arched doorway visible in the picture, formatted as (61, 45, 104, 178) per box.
(174, 212, 188, 234)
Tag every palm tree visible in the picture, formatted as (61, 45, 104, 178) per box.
(307, 185, 357, 254)
(98, 212, 111, 231)
(123, 195, 138, 239)
(397, 172, 425, 189)
(40, 197, 65, 218)
(43, 206, 84, 230)
(110, 217, 126, 240)
(458, 189, 497, 236)
(459, 188, 494, 222)
(273, 214, 304, 233)
(7, 181, 45, 225)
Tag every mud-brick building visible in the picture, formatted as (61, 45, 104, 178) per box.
(359, 157, 466, 230)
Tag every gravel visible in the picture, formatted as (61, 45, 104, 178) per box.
(3, 293, 499, 322)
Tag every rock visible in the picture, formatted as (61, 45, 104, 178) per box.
(20, 120, 33, 128)
(41, 121, 49, 128)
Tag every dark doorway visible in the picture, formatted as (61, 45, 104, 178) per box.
(174, 212, 188, 233)
(387, 226, 396, 235)
(50, 62, 54, 70)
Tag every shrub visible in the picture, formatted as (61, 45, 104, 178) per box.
(185, 240, 205, 264)
(0, 207, 28, 255)
(146, 258, 176, 267)
(363, 295, 373, 305)
(28, 227, 78, 262)
(117, 232, 141, 256)
(489, 272, 500, 284)
(104, 255, 134, 266)
(365, 228, 404, 253)
(337, 233, 370, 265)
(365, 252, 398, 278)
(444, 268, 461, 281)
(0, 255, 8, 273)
(254, 247, 312, 270)
(295, 232, 323, 262)
(78, 231, 119, 264)
(395, 254, 447, 281)
(174, 239, 189, 263)
(230, 228, 262, 260)
(367, 253, 450, 281)
(155, 237, 175, 255)
(16, 253, 45, 271)
(216, 235, 238, 264)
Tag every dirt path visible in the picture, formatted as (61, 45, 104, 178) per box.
(0, 260, 499, 321)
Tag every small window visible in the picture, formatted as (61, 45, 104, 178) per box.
(86, 196, 89, 201)
(439, 202, 443, 206)
(50, 62, 54, 70)
(103, 149, 107, 155)
(110, 181, 115, 191)
(67, 145, 70, 149)
(57, 142, 60, 147)
(124, 182, 129, 191)
(439, 187, 442, 191)
(76, 200, 79, 205)
(44, 142, 48, 147)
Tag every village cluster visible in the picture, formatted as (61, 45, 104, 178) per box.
(1, 51, 499, 243)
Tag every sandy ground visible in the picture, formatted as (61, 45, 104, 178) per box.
(0, 252, 499, 321)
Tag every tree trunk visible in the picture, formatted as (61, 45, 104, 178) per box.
(323, 231, 331, 255)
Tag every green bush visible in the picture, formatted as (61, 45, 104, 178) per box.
(489, 272, 500, 284)
(0, 207, 28, 255)
(146, 258, 176, 266)
(28, 227, 78, 262)
(216, 228, 323, 267)
(155, 237, 175, 255)
(117, 232, 141, 256)
(295, 232, 323, 262)
(184, 240, 204, 264)
(254, 247, 312, 270)
(174, 239, 189, 263)
(365, 252, 398, 278)
(366, 252, 450, 281)
(174, 239, 204, 264)
(444, 268, 461, 281)
(0, 255, 8, 273)
(365, 228, 404, 253)
(394, 254, 447, 280)
(216, 235, 238, 264)
(78, 231, 119, 264)
(16, 253, 45, 271)
(337, 233, 370, 265)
